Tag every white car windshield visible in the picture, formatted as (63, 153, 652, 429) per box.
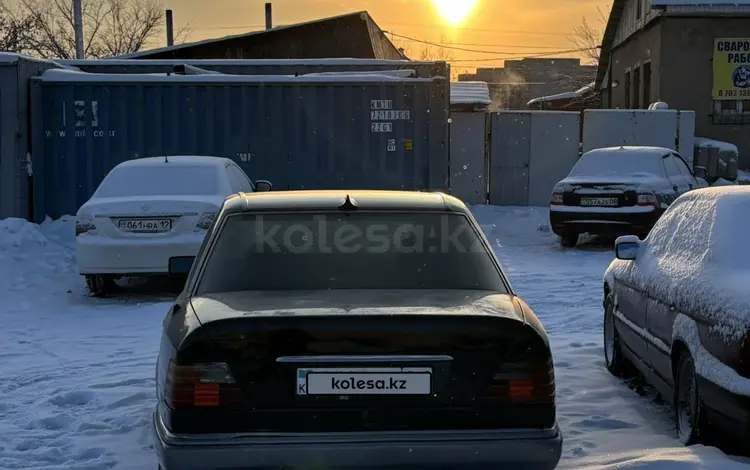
(568, 151, 666, 178)
(95, 165, 219, 197)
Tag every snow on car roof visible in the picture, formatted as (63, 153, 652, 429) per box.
(115, 156, 231, 168)
(570, 146, 672, 178)
(606, 185, 750, 339)
(584, 146, 672, 157)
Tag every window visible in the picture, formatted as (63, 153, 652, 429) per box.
(96, 165, 219, 197)
(712, 100, 750, 125)
(636, 0, 642, 19)
(196, 212, 508, 294)
(673, 153, 695, 180)
(624, 71, 631, 108)
(662, 155, 681, 178)
(569, 151, 666, 177)
(642, 62, 652, 108)
(231, 165, 255, 192)
(225, 165, 254, 192)
(633, 66, 641, 109)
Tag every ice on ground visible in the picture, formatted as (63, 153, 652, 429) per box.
(1, 207, 749, 469)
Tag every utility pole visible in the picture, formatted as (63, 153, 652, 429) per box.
(166, 9, 174, 47)
(73, 0, 85, 59)
(265, 3, 273, 30)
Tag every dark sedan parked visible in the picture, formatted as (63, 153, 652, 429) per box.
(550, 146, 706, 247)
(604, 187, 750, 446)
(153, 190, 562, 470)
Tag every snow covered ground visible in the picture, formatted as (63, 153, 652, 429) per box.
(1, 207, 750, 470)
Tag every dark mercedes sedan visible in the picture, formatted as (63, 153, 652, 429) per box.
(152, 190, 562, 470)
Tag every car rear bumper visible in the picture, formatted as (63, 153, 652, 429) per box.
(152, 411, 562, 470)
(549, 206, 661, 236)
(76, 233, 204, 275)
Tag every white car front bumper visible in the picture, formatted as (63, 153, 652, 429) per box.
(76, 232, 206, 275)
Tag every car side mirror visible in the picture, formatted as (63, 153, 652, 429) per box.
(693, 166, 707, 179)
(255, 180, 272, 192)
(614, 235, 641, 260)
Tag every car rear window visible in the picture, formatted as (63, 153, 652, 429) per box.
(96, 165, 219, 197)
(196, 212, 508, 294)
(568, 151, 666, 178)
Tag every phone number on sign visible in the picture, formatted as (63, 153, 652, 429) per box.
(716, 89, 750, 98)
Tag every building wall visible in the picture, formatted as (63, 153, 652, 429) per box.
(608, 20, 663, 109)
(659, 17, 750, 169)
(613, 0, 663, 48)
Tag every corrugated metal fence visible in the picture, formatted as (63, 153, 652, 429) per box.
(30, 71, 450, 221)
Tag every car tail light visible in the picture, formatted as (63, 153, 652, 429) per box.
(75, 214, 97, 236)
(164, 362, 246, 409)
(195, 212, 216, 231)
(637, 192, 658, 208)
(550, 192, 564, 206)
(480, 339, 555, 405)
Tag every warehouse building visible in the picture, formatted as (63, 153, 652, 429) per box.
(118, 10, 405, 61)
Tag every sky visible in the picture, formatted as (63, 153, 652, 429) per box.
(163, 0, 611, 75)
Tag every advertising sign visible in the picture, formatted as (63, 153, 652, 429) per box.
(713, 38, 750, 100)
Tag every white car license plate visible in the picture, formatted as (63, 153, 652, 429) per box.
(580, 197, 618, 207)
(118, 218, 172, 233)
(297, 367, 432, 395)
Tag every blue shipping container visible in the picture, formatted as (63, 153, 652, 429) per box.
(30, 71, 450, 222)
(0, 54, 60, 219)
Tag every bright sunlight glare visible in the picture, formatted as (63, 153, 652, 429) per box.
(431, 0, 479, 26)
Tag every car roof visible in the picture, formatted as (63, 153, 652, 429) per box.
(583, 146, 673, 158)
(679, 185, 750, 204)
(222, 190, 469, 214)
(114, 156, 233, 168)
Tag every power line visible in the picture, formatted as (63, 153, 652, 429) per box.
(450, 47, 597, 62)
(385, 31, 574, 55)
(386, 32, 596, 59)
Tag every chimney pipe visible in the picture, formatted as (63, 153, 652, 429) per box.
(166, 9, 174, 46)
(265, 3, 272, 30)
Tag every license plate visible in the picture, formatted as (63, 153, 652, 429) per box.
(580, 197, 618, 207)
(117, 218, 172, 233)
(297, 367, 432, 395)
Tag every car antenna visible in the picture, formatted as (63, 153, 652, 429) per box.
(338, 194, 358, 211)
(164, 155, 169, 163)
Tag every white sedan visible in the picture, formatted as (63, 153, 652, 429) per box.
(75, 155, 271, 296)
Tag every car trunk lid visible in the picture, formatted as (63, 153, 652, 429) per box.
(164, 290, 555, 433)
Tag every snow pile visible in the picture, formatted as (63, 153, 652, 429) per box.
(606, 186, 750, 339)
(0, 216, 79, 297)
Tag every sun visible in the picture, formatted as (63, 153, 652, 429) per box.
(431, 0, 479, 26)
